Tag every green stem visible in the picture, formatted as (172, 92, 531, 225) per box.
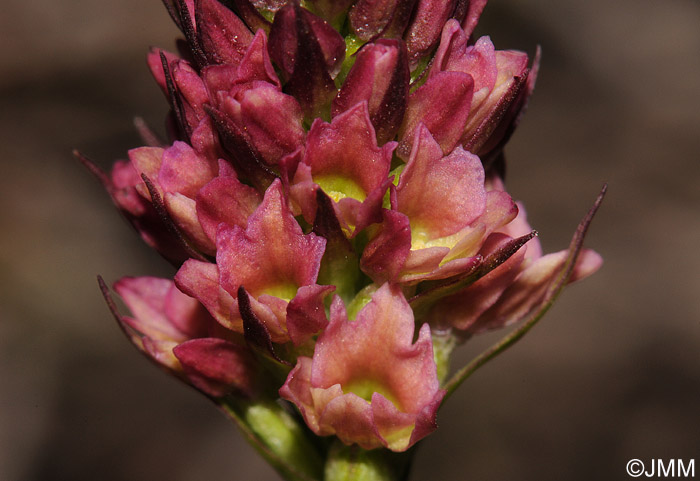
(217, 398, 325, 481)
(432, 329, 457, 386)
(324, 441, 415, 481)
(442, 296, 556, 402)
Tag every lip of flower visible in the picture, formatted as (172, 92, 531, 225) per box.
(398, 69, 475, 159)
(87, 135, 261, 264)
(288, 101, 396, 237)
(214, 81, 306, 167)
(201, 29, 281, 92)
(393, 18, 536, 163)
(279, 283, 445, 452)
(194, 159, 262, 247)
(175, 179, 334, 346)
(361, 124, 518, 284)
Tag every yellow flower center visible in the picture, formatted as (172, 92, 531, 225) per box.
(259, 282, 299, 302)
(410, 224, 462, 252)
(343, 378, 401, 409)
(314, 175, 366, 203)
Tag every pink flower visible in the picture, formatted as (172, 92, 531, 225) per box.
(127, 141, 218, 254)
(425, 195, 603, 335)
(430, 20, 537, 160)
(361, 125, 517, 284)
(176, 179, 333, 345)
(103, 276, 258, 398)
(280, 284, 445, 451)
(289, 102, 395, 236)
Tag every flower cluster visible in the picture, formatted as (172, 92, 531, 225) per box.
(83, 0, 602, 476)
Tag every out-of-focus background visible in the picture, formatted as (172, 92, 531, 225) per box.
(1, 0, 698, 480)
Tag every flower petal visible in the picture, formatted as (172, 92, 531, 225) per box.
(174, 337, 258, 397)
(397, 125, 486, 239)
(218, 82, 305, 166)
(175, 259, 240, 331)
(195, 160, 261, 245)
(202, 29, 280, 93)
(360, 209, 411, 283)
(399, 71, 474, 159)
(425, 233, 529, 331)
(303, 102, 393, 202)
(216, 180, 326, 299)
(294, 102, 395, 234)
(158, 141, 217, 198)
(114, 276, 186, 342)
(460, 0, 488, 39)
(164, 192, 214, 254)
(286, 284, 335, 346)
(78, 154, 189, 264)
(470, 248, 603, 334)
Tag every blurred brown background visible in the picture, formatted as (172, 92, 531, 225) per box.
(1, 0, 698, 480)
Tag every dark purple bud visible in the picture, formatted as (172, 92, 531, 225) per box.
(349, 0, 419, 41)
(461, 0, 488, 39)
(268, 3, 342, 119)
(269, 3, 346, 77)
(333, 39, 409, 144)
(195, 0, 254, 66)
(305, 0, 355, 26)
(205, 104, 277, 191)
(223, 0, 272, 33)
(403, 0, 456, 69)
